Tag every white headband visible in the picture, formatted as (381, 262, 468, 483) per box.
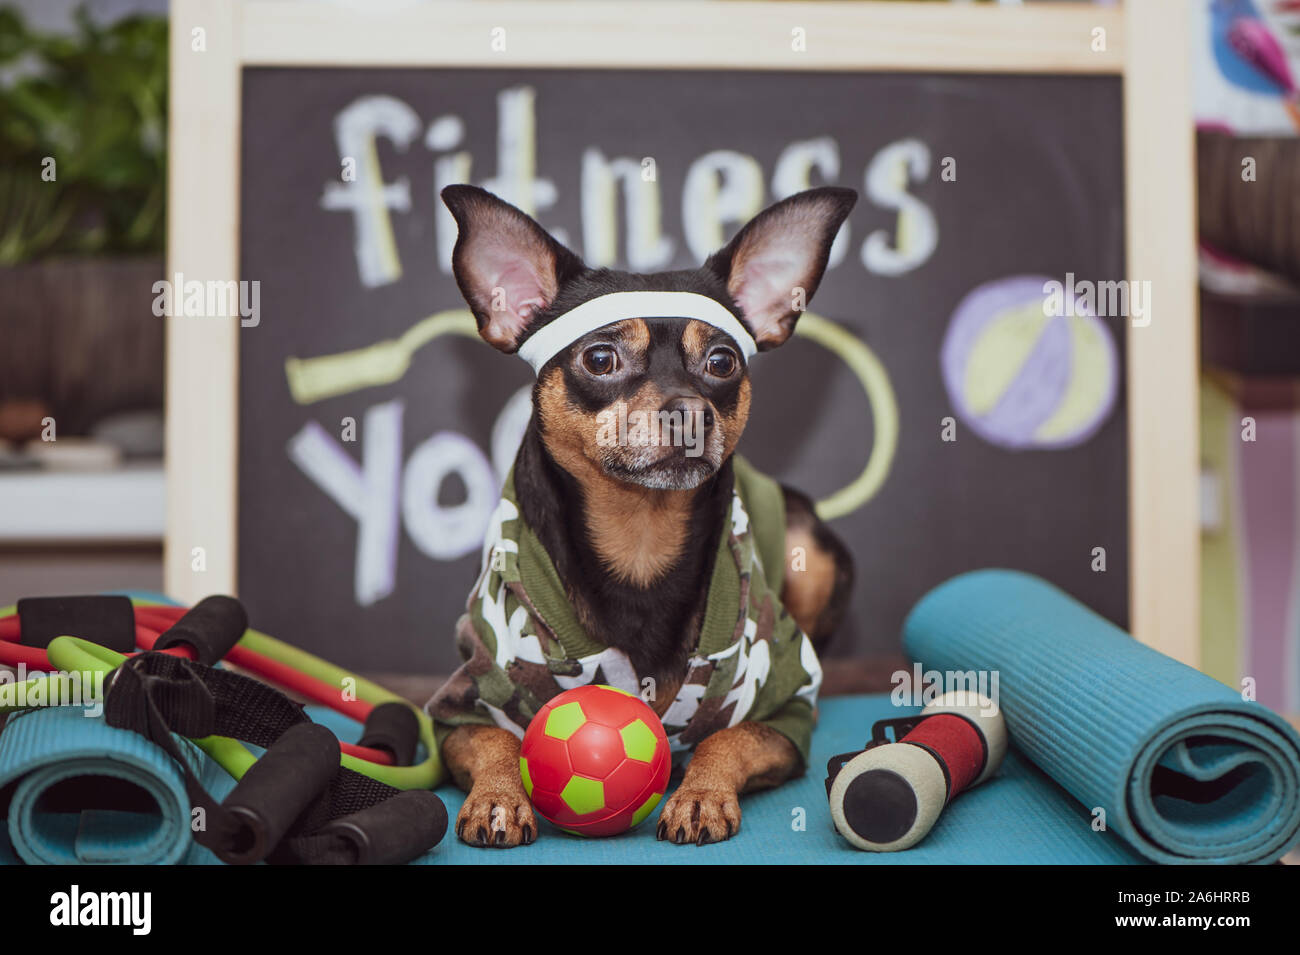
(515, 291, 758, 374)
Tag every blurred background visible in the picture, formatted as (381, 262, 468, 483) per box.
(0, 0, 1298, 719)
(0, 0, 167, 599)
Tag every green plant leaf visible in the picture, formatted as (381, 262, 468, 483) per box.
(0, 7, 167, 261)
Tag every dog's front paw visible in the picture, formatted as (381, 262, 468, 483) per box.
(656, 787, 742, 846)
(456, 784, 537, 848)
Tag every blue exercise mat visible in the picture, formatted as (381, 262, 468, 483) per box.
(407, 694, 1144, 864)
(9, 694, 1140, 865)
(903, 569, 1300, 865)
(0, 704, 224, 865)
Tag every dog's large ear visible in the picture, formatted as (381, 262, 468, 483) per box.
(441, 185, 584, 352)
(706, 187, 856, 351)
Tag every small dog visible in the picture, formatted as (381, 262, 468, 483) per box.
(426, 183, 856, 847)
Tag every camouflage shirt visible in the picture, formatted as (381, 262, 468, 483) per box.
(424, 456, 823, 767)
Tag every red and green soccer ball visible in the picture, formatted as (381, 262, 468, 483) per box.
(520, 684, 671, 837)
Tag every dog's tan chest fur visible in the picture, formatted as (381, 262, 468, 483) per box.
(582, 484, 694, 586)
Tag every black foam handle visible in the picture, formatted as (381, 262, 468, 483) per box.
(320, 789, 448, 865)
(358, 701, 420, 766)
(217, 721, 340, 865)
(16, 595, 136, 651)
(154, 595, 248, 665)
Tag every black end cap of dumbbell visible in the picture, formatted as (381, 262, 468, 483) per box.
(319, 790, 448, 865)
(17, 595, 135, 652)
(154, 595, 248, 665)
(841, 769, 918, 845)
(358, 701, 420, 766)
(216, 722, 340, 865)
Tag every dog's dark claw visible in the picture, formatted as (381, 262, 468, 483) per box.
(725, 819, 733, 839)
(455, 819, 464, 839)
(494, 828, 506, 846)
(522, 824, 534, 845)
(656, 821, 667, 841)
(475, 826, 488, 846)
(674, 826, 686, 845)
(696, 827, 711, 846)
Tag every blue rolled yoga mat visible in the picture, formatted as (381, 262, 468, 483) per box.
(904, 569, 1300, 864)
(0, 704, 222, 865)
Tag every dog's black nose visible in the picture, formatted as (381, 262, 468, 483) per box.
(661, 396, 713, 440)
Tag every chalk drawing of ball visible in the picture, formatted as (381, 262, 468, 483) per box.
(940, 274, 1119, 451)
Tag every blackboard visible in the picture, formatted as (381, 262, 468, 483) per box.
(238, 67, 1127, 674)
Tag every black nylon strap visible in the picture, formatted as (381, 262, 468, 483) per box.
(104, 655, 245, 853)
(104, 651, 407, 864)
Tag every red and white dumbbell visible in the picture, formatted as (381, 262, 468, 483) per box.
(827, 691, 1007, 851)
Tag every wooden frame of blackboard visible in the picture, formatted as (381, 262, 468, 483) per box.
(165, 0, 1200, 666)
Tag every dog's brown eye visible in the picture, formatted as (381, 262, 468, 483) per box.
(582, 346, 618, 376)
(706, 348, 737, 378)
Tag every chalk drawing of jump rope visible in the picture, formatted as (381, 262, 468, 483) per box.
(282, 310, 899, 523)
